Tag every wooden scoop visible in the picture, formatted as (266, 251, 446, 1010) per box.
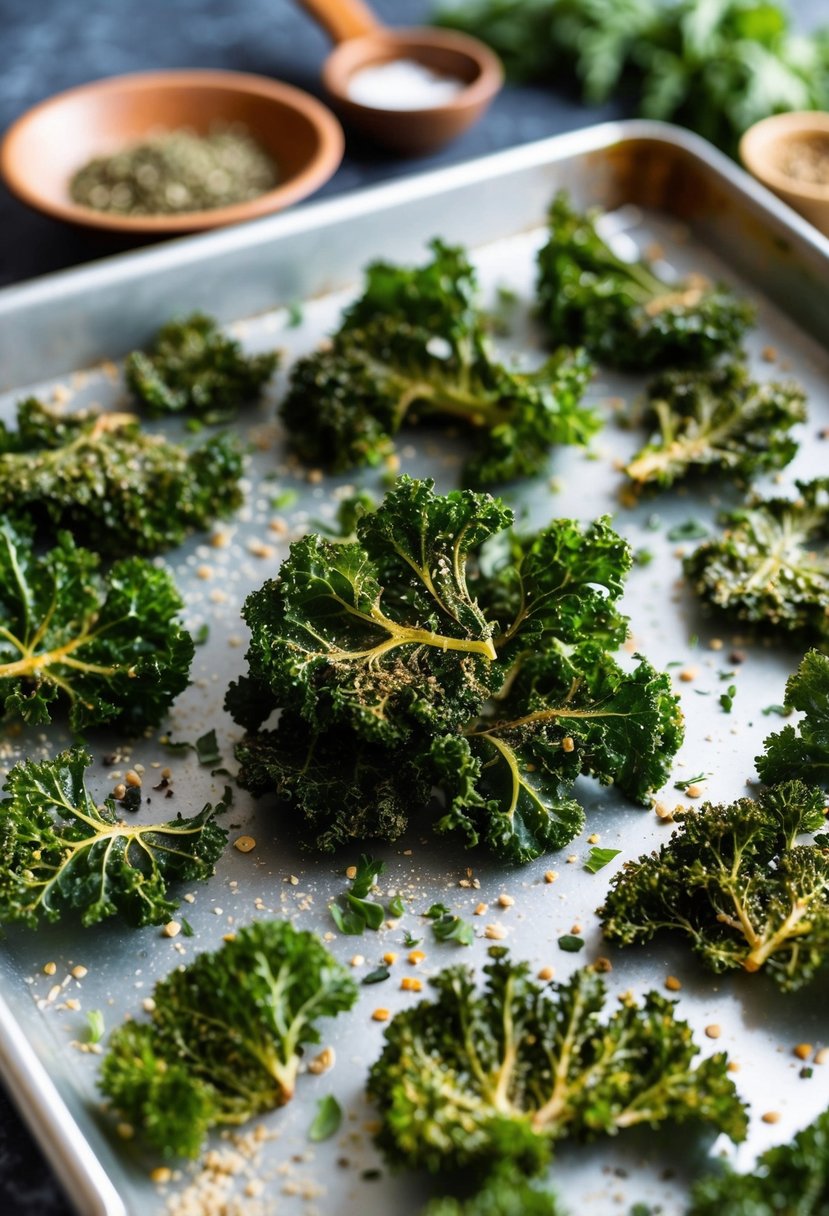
(298, 0, 503, 155)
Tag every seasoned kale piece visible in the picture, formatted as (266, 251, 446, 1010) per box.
(125, 312, 278, 420)
(0, 398, 244, 555)
(367, 953, 747, 1177)
(625, 362, 806, 489)
(690, 1105, 829, 1215)
(99, 921, 357, 1157)
(683, 479, 829, 642)
(536, 193, 754, 370)
(0, 518, 193, 730)
(423, 1170, 565, 1216)
(228, 477, 682, 862)
(0, 748, 228, 929)
(758, 650, 829, 788)
(599, 782, 829, 992)
(280, 239, 597, 487)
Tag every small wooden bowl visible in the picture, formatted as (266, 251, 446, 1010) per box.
(0, 69, 345, 235)
(740, 112, 829, 238)
(322, 28, 503, 155)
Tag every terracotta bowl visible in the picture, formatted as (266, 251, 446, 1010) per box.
(322, 28, 503, 155)
(740, 111, 829, 238)
(0, 69, 344, 235)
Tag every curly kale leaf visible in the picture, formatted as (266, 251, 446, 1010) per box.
(423, 1169, 565, 1216)
(232, 478, 508, 745)
(536, 193, 754, 370)
(758, 650, 829, 789)
(99, 920, 357, 1158)
(0, 398, 244, 555)
(0, 518, 192, 730)
(600, 781, 829, 991)
(683, 479, 829, 642)
(368, 953, 747, 1178)
(690, 1105, 829, 1216)
(625, 362, 806, 489)
(280, 239, 597, 487)
(234, 714, 428, 853)
(228, 478, 682, 862)
(125, 312, 278, 421)
(0, 748, 228, 929)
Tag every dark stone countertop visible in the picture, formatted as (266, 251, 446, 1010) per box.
(0, 0, 820, 1211)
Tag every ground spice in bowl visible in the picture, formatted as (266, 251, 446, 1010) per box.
(777, 134, 829, 187)
(70, 124, 278, 216)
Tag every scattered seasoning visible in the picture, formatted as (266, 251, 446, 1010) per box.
(307, 1046, 335, 1076)
(400, 977, 423, 992)
(816, 1048, 829, 1065)
(382, 952, 398, 966)
(407, 950, 426, 965)
(705, 1024, 722, 1039)
(70, 125, 278, 217)
(793, 1043, 814, 1060)
(484, 924, 507, 941)
(371, 1008, 390, 1022)
(537, 966, 555, 981)
(665, 976, 682, 992)
(544, 870, 558, 884)
(43, 962, 57, 976)
(497, 894, 515, 908)
(761, 1110, 782, 1124)
(162, 921, 181, 938)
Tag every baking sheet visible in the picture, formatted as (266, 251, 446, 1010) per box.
(0, 122, 828, 1216)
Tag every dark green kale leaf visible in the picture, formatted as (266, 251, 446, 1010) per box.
(99, 921, 357, 1157)
(625, 362, 806, 489)
(0, 398, 244, 555)
(436, 0, 829, 158)
(423, 1168, 565, 1216)
(690, 1105, 829, 1216)
(536, 193, 754, 370)
(683, 479, 829, 642)
(228, 478, 682, 862)
(599, 782, 829, 991)
(125, 312, 278, 421)
(280, 239, 597, 487)
(0, 517, 193, 730)
(0, 747, 228, 929)
(367, 952, 747, 1177)
(758, 650, 829, 789)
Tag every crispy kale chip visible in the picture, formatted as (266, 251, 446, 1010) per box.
(690, 1105, 829, 1216)
(758, 650, 829, 789)
(625, 362, 806, 489)
(125, 312, 278, 420)
(683, 479, 829, 642)
(423, 1169, 565, 1216)
(367, 952, 747, 1177)
(0, 748, 228, 929)
(599, 781, 829, 991)
(99, 921, 357, 1157)
(0, 518, 193, 730)
(0, 398, 244, 555)
(228, 478, 682, 862)
(536, 193, 754, 371)
(280, 239, 597, 487)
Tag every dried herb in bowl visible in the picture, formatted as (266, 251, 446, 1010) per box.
(70, 124, 278, 216)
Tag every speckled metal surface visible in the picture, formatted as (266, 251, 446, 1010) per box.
(0, 124, 828, 1216)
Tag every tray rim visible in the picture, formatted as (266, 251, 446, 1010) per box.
(0, 117, 827, 1216)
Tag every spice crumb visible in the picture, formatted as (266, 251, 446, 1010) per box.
(497, 894, 515, 908)
(705, 1024, 722, 1039)
(762, 1110, 782, 1124)
(162, 921, 181, 939)
(372, 1008, 390, 1022)
(537, 966, 555, 981)
(665, 976, 682, 992)
(544, 871, 558, 884)
(794, 1043, 814, 1061)
(484, 924, 506, 941)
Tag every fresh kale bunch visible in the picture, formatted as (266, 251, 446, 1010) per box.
(125, 312, 278, 421)
(0, 748, 228, 929)
(423, 1170, 564, 1216)
(625, 362, 806, 489)
(600, 781, 829, 991)
(280, 239, 597, 487)
(0, 398, 244, 555)
(758, 650, 829, 789)
(99, 921, 357, 1158)
(0, 518, 193, 730)
(436, 0, 829, 157)
(536, 194, 754, 371)
(690, 1105, 829, 1215)
(683, 479, 829, 642)
(367, 952, 747, 1178)
(227, 477, 682, 862)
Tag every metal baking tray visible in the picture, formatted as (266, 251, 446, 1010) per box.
(0, 120, 828, 1216)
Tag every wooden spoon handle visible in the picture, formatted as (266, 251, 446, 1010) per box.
(296, 0, 381, 43)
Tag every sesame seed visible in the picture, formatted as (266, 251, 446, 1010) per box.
(705, 1024, 721, 1039)
(761, 1111, 781, 1124)
(484, 924, 506, 940)
(679, 667, 698, 682)
(162, 921, 181, 938)
(473, 902, 488, 916)
(497, 894, 515, 908)
(544, 871, 558, 883)
(71, 966, 87, 980)
(350, 955, 365, 968)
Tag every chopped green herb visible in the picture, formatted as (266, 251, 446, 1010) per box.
(674, 773, 709, 791)
(667, 519, 710, 542)
(557, 934, 585, 952)
(195, 730, 222, 767)
(762, 704, 790, 717)
(330, 855, 386, 935)
(287, 301, 305, 329)
(426, 904, 475, 946)
(362, 966, 391, 985)
(719, 684, 737, 713)
(634, 548, 654, 567)
(86, 1009, 105, 1045)
(308, 1094, 342, 1142)
(271, 489, 298, 510)
(194, 623, 210, 646)
(388, 895, 405, 918)
(584, 847, 621, 874)
(180, 918, 194, 938)
(403, 931, 422, 948)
